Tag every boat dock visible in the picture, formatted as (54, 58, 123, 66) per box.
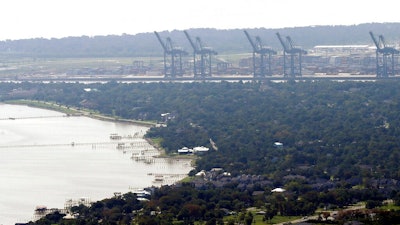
(0, 114, 82, 121)
(0, 140, 150, 149)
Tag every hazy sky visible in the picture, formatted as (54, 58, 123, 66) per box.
(1, 0, 399, 40)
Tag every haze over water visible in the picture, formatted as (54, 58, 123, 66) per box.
(0, 104, 192, 224)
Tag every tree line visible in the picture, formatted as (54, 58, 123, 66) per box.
(0, 23, 400, 58)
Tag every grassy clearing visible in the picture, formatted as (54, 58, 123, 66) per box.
(222, 213, 301, 225)
(149, 137, 163, 148)
(380, 203, 400, 211)
(0, 56, 164, 76)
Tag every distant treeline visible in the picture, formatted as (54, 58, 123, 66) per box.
(0, 23, 400, 58)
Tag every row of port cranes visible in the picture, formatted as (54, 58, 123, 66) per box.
(155, 30, 218, 78)
(154, 30, 400, 79)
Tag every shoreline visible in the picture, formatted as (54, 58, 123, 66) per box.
(3, 100, 194, 162)
(0, 103, 193, 223)
(3, 100, 196, 167)
(4, 100, 157, 127)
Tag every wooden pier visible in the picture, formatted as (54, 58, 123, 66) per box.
(0, 114, 81, 121)
(0, 140, 150, 149)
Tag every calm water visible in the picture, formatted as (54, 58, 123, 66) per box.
(0, 104, 192, 224)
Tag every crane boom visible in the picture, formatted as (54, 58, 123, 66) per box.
(184, 30, 198, 52)
(379, 35, 387, 48)
(286, 36, 295, 49)
(276, 32, 289, 52)
(196, 37, 217, 54)
(154, 31, 168, 52)
(286, 36, 307, 54)
(255, 37, 264, 50)
(369, 31, 381, 50)
(196, 37, 204, 49)
(244, 30, 257, 51)
(166, 37, 174, 51)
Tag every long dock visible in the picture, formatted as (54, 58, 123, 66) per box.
(0, 140, 149, 149)
(0, 114, 81, 121)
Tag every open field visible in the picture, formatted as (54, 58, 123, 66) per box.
(0, 56, 164, 77)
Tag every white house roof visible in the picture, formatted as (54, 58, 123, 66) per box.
(193, 146, 209, 152)
(195, 170, 206, 176)
(271, 188, 286, 193)
(178, 147, 193, 153)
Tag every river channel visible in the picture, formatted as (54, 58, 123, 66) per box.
(0, 104, 192, 224)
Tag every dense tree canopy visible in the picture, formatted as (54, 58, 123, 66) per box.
(8, 80, 400, 224)
(3, 80, 400, 182)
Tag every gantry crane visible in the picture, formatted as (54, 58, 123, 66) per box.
(154, 31, 187, 77)
(369, 31, 399, 78)
(276, 32, 307, 77)
(184, 30, 217, 78)
(244, 30, 276, 77)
